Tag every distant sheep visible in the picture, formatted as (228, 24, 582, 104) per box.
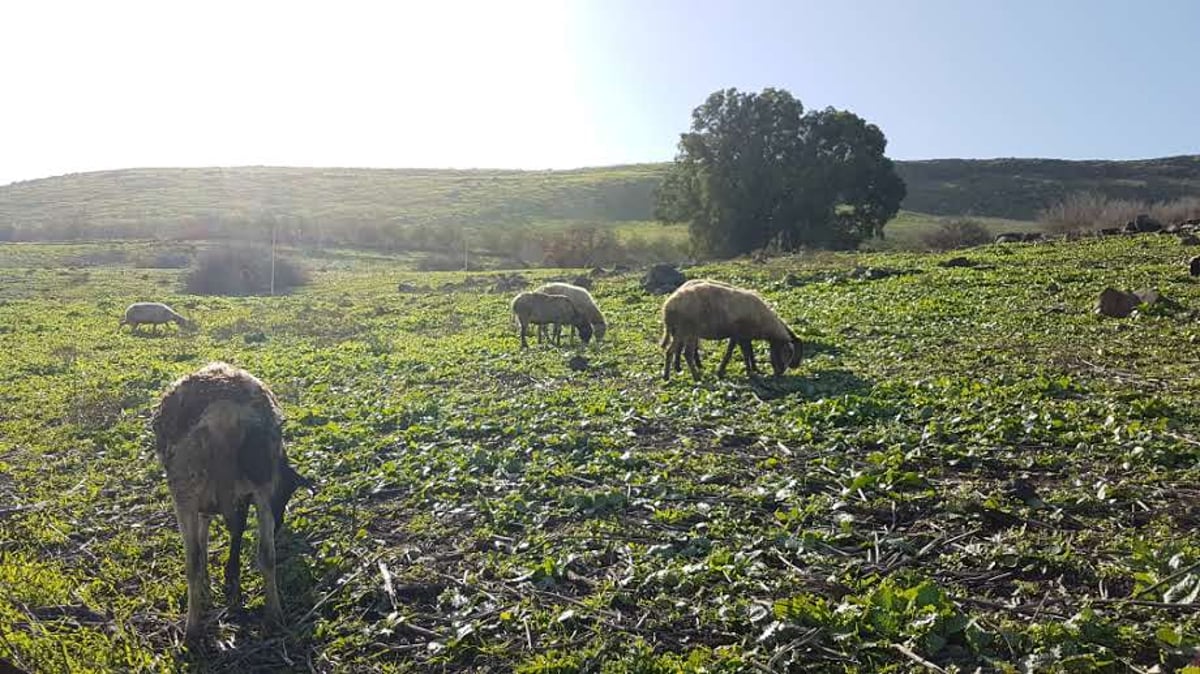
(535, 282, 607, 343)
(660, 280, 802, 381)
(120, 302, 190, 333)
(511, 291, 593, 349)
(151, 362, 310, 641)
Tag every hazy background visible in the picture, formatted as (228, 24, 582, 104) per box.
(2, 0, 1199, 186)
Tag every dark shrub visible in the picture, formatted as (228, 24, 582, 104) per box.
(185, 245, 309, 295)
(921, 218, 993, 251)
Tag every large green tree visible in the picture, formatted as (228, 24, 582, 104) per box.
(656, 88, 906, 255)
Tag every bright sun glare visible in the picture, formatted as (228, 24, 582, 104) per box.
(0, 1, 603, 183)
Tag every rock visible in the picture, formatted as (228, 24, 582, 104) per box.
(567, 355, 589, 372)
(939, 256, 975, 268)
(492, 273, 529, 292)
(397, 282, 420, 293)
(783, 272, 806, 287)
(642, 263, 687, 295)
(1123, 221, 1140, 234)
(589, 266, 607, 278)
(1022, 232, 1046, 243)
(853, 267, 897, 280)
(1186, 218, 1200, 226)
(1095, 288, 1142, 318)
(1134, 214, 1163, 233)
(995, 232, 1024, 243)
(571, 275, 593, 289)
(612, 264, 632, 273)
(1180, 234, 1200, 246)
(1190, 256, 1200, 277)
(1134, 288, 1161, 305)
(1098, 227, 1122, 236)
(1163, 224, 1181, 234)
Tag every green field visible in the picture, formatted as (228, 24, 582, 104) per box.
(3, 236, 1200, 672)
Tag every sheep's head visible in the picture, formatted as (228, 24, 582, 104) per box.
(271, 461, 313, 532)
(788, 335, 803, 368)
(593, 322, 607, 342)
(576, 321, 594, 345)
(769, 340, 795, 376)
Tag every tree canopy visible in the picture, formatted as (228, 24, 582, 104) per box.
(655, 87, 906, 255)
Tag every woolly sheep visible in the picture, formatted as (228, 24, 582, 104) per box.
(511, 291, 594, 349)
(660, 280, 802, 381)
(151, 362, 310, 641)
(120, 302, 190, 333)
(535, 282, 607, 343)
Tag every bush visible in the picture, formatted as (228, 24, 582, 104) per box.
(184, 245, 309, 295)
(921, 218, 992, 251)
(1040, 193, 1200, 233)
(1150, 196, 1200, 225)
(1038, 192, 1143, 233)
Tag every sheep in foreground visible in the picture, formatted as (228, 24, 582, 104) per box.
(120, 302, 190, 333)
(660, 280, 802, 381)
(151, 362, 310, 641)
(535, 282, 607, 344)
(511, 291, 593, 349)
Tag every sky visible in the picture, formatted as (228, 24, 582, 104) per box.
(1, 0, 1198, 186)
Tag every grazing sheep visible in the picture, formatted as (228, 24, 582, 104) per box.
(151, 362, 310, 641)
(535, 282, 608, 344)
(120, 302, 190, 333)
(511, 291, 593, 349)
(671, 279, 765, 375)
(660, 280, 802, 381)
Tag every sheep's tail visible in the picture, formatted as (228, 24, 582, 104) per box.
(659, 323, 672, 349)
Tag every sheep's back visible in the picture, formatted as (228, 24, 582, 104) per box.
(664, 282, 788, 341)
(152, 363, 283, 468)
(536, 283, 605, 326)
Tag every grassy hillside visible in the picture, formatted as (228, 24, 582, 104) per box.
(3, 156, 1200, 249)
(896, 155, 1200, 220)
(3, 235, 1200, 671)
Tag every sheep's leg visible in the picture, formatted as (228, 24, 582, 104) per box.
(662, 338, 677, 381)
(740, 339, 758, 376)
(683, 340, 702, 382)
(254, 492, 283, 628)
(519, 320, 530, 349)
(716, 339, 738, 377)
(176, 505, 210, 642)
(223, 500, 249, 609)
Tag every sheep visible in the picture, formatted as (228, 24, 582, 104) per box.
(535, 282, 607, 344)
(660, 280, 802, 381)
(120, 302, 190, 333)
(151, 362, 310, 641)
(511, 291, 593, 349)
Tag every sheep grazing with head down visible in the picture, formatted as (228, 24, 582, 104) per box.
(120, 302, 191, 333)
(511, 291, 593, 349)
(151, 362, 310, 642)
(535, 282, 607, 344)
(660, 280, 802, 381)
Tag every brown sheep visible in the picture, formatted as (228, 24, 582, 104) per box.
(151, 362, 310, 641)
(534, 282, 608, 343)
(120, 302, 191, 333)
(511, 291, 593, 349)
(660, 280, 802, 381)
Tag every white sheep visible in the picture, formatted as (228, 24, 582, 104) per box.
(660, 280, 802, 381)
(511, 291, 594, 349)
(535, 282, 607, 344)
(151, 362, 310, 641)
(120, 302, 191, 333)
